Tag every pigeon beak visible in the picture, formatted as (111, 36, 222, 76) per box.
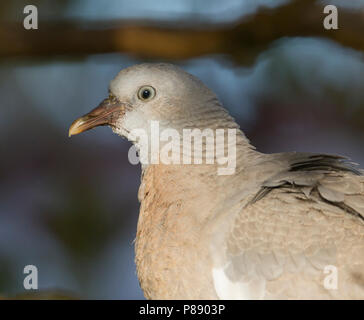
(69, 95, 126, 137)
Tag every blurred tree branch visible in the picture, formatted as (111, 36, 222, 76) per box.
(1, 0, 363, 64)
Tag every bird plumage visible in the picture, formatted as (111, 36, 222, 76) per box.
(69, 63, 364, 299)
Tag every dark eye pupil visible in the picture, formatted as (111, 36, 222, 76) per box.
(142, 89, 150, 99)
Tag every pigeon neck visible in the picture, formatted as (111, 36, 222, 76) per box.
(135, 129, 258, 177)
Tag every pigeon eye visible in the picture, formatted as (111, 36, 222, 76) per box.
(138, 86, 156, 101)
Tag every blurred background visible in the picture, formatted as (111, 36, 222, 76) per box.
(1, 0, 364, 299)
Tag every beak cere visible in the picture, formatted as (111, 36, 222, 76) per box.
(69, 96, 126, 137)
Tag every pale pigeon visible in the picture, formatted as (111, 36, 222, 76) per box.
(69, 63, 364, 299)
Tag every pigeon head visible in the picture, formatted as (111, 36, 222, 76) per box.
(69, 63, 236, 141)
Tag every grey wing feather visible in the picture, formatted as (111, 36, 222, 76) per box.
(250, 152, 364, 221)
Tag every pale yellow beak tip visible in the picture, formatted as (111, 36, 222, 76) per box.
(68, 118, 84, 137)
